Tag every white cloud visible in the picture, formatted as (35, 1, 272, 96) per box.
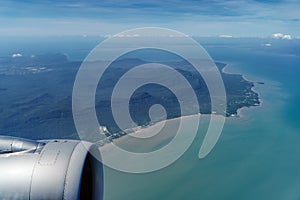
(113, 33, 188, 38)
(264, 43, 272, 47)
(272, 33, 283, 39)
(115, 34, 141, 38)
(0, 17, 299, 38)
(219, 34, 233, 38)
(272, 33, 292, 40)
(12, 53, 22, 58)
(282, 34, 292, 40)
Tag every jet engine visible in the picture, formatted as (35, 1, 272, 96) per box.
(0, 136, 103, 200)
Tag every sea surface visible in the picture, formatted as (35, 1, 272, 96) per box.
(1, 37, 300, 199)
(103, 38, 300, 200)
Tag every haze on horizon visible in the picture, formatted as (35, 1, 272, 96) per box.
(0, 0, 299, 38)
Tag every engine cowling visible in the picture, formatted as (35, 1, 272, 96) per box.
(0, 136, 103, 200)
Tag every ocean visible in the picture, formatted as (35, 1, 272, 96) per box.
(1, 36, 300, 199)
(102, 38, 300, 200)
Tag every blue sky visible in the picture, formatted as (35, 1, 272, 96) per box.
(0, 0, 299, 37)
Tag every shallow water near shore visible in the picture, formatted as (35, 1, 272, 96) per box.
(1, 37, 300, 199)
(103, 43, 300, 200)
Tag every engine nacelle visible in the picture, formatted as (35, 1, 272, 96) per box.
(0, 136, 103, 200)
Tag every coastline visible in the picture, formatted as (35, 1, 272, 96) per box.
(99, 61, 264, 148)
(221, 61, 263, 117)
(99, 113, 202, 150)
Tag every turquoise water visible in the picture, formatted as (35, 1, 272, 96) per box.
(1, 37, 300, 199)
(103, 41, 300, 200)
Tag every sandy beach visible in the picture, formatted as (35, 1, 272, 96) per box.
(99, 113, 202, 151)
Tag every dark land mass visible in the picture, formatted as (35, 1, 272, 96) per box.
(0, 54, 260, 139)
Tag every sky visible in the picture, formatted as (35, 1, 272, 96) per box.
(0, 0, 299, 37)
